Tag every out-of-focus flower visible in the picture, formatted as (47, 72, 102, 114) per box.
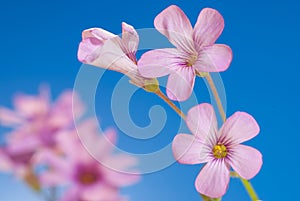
(0, 87, 83, 180)
(0, 87, 83, 149)
(138, 5, 232, 101)
(172, 103, 262, 198)
(36, 119, 139, 201)
(78, 22, 159, 92)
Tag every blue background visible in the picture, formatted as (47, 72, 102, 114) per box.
(0, 0, 299, 200)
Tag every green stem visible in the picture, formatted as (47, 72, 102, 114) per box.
(155, 89, 186, 120)
(204, 73, 260, 201)
(240, 178, 259, 201)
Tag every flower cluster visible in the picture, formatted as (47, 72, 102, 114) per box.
(0, 87, 139, 201)
(78, 4, 262, 200)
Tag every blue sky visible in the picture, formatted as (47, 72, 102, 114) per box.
(0, 0, 299, 200)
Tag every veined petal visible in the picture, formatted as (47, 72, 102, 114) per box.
(154, 5, 195, 53)
(82, 28, 116, 41)
(219, 112, 260, 145)
(78, 28, 135, 73)
(138, 48, 183, 78)
(166, 67, 195, 101)
(193, 8, 224, 47)
(228, 145, 262, 180)
(195, 160, 230, 198)
(172, 134, 210, 164)
(78, 28, 115, 64)
(122, 22, 139, 55)
(186, 103, 218, 143)
(195, 44, 232, 72)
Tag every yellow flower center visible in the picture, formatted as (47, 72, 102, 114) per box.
(213, 144, 227, 159)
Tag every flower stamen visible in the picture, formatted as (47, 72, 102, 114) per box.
(213, 144, 227, 158)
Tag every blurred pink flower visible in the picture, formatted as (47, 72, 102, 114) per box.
(78, 22, 155, 89)
(36, 119, 139, 201)
(138, 5, 232, 101)
(172, 103, 262, 198)
(0, 87, 84, 176)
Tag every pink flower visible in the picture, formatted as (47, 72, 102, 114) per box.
(0, 87, 83, 149)
(138, 5, 232, 101)
(0, 87, 83, 177)
(78, 22, 157, 90)
(172, 103, 262, 198)
(36, 119, 139, 201)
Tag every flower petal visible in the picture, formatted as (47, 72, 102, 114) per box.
(186, 104, 218, 143)
(78, 28, 135, 73)
(13, 92, 49, 118)
(219, 112, 260, 145)
(166, 67, 195, 101)
(122, 22, 139, 55)
(0, 148, 13, 171)
(0, 107, 23, 126)
(60, 187, 80, 201)
(102, 166, 140, 187)
(81, 183, 121, 201)
(193, 8, 224, 47)
(195, 44, 232, 72)
(154, 5, 195, 53)
(228, 144, 262, 180)
(79, 28, 116, 63)
(172, 134, 210, 164)
(195, 160, 230, 198)
(138, 48, 182, 78)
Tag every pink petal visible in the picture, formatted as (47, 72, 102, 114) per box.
(172, 134, 210, 164)
(81, 183, 120, 201)
(60, 187, 80, 201)
(154, 5, 195, 53)
(228, 145, 262, 180)
(0, 148, 13, 171)
(102, 166, 140, 187)
(78, 28, 134, 72)
(56, 130, 92, 164)
(82, 27, 116, 40)
(39, 171, 69, 187)
(13, 93, 49, 118)
(102, 153, 138, 172)
(0, 107, 23, 126)
(195, 160, 230, 198)
(219, 112, 260, 145)
(195, 44, 232, 72)
(50, 92, 74, 127)
(34, 150, 69, 175)
(166, 67, 195, 101)
(193, 8, 224, 47)
(138, 48, 182, 78)
(186, 103, 218, 142)
(77, 36, 104, 64)
(122, 22, 139, 55)
(76, 119, 117, 160)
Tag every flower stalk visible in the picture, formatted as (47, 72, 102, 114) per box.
(155, 89, 186, 120)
